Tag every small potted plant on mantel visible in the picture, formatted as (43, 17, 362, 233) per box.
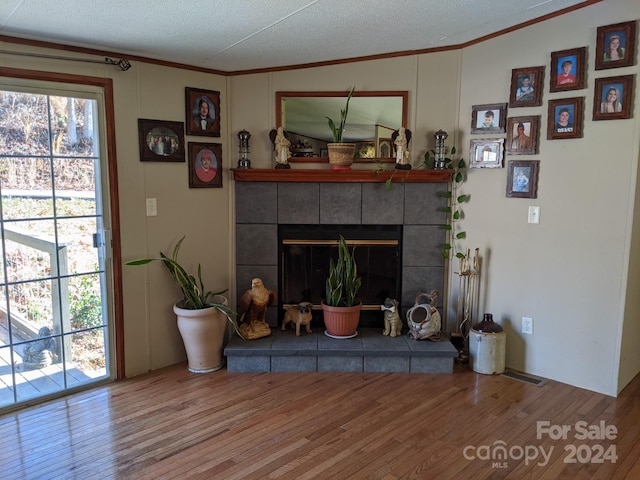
(326, 86, 356, 170)
(126, 237, 241, 373)
(321, 235, 362, 338)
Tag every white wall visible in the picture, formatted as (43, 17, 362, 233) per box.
(0, 45, 233, 377)
(457, 0, 640, 395)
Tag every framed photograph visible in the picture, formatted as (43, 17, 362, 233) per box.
(378, 138, 392, 158)
(469, 139, 504, 168)
(505, 115, 540, 155)
(547, 97, 584, 140)
(185, 87, 221, 136)
(138, 119, 185, 162)
(592, 75, 634, 121)
(595, 21, 637, 70)
(188, 142, 223, 188)
(506, 160, 539, 199)
(471, 103, 507, 134)
(509, 66, 544, 108)
(550, 47, 586, 92)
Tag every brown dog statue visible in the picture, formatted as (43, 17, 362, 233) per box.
(281, 302, 313, 336)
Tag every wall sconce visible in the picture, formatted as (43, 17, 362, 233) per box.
(237, 129, 251, 169)
(433, 129, 448, 170)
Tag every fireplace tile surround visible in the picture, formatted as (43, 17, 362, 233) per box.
(233, 169, 449, 328)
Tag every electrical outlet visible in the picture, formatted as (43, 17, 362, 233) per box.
(522, 316, 533, 335)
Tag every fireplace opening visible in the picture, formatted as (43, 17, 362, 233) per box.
(279, 224, 402, 329)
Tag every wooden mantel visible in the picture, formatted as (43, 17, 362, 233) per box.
(230, 168, 451, 183)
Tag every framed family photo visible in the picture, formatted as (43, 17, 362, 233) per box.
(595, 20, 637, 70)
(137, 119, 185, 162)
(185, 87, 221, 136)
(469, 139, 504, 168)
(549, 47, 586, 92)
(509, 66, 544, 108)
(506, 160, 539, 199)
(592, 75, 634, 121)
(471, 103, 507, 134)
(547, 97, 584, 140)
(188, 142, 223, 188)
(506, 115, 540, 155)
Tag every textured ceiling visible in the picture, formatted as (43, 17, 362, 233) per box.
(1, 0, 595, 73)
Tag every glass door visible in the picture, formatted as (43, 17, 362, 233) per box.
(0, 85, 113, 408)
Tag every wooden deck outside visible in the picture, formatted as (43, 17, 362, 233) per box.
(0, 321, 102, 406)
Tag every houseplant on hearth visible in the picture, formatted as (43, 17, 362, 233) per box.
(126, 236, 241, 373)
(321, 235, 362, 338)
(326, 86, 356, 170)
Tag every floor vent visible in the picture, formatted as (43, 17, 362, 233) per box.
(502, 369, 547, 386)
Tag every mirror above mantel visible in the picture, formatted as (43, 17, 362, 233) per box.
(276, 91, 408, 163)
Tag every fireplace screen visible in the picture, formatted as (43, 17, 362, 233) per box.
(279, 225, 401, 328)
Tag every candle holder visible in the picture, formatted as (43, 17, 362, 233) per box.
(433, 129, 448, 170)
(237, 129, 251, 169)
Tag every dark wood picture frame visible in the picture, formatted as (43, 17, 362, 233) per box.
(188, 142, 223, 188)
(471, 103, 507, 134)
(550, 47, 586, 92)
(505, 115, 540, 155)
(506, 160, 539, 199)
(469, 139, 504, 168)
(137, 119, 185, 162)
(185, 87, 221, 137)
(595, 20, 637, 70)
(509, 66, 544, 108)
(592, 75, 634, 121)
(547, 97, 584, 140)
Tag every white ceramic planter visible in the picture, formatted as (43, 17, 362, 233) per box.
(174, 295, 228, 373)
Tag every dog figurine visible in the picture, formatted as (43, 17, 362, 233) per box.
(381, 298, 403, 337)
(281, 302, 313, 336)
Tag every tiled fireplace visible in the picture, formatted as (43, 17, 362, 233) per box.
(229, 169, 457, 373)
(233, 169, 449, 327)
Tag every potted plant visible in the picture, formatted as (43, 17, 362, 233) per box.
(326, 86, 356, 170)
(126, 236, 241, 373)
(321, 235, 362, 338)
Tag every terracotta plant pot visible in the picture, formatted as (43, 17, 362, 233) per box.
(327, 143, 356, 170)
(174, 294, 228, 373)
(321, 302, 361, 337)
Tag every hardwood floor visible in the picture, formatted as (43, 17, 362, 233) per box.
(1, 364, 639, 479)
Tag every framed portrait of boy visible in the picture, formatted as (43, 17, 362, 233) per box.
(547, 97, 584, 140)
(595, 20, 637, 70)
(506, 160, 539, 199)
(188, 142, 223, 188)
(592, 75, 634, 121)
(509, 66, 544, 108)
(549, 47, 586, 92)
(505, 115, 540, 155)
(469, 139, 504, 168)
(137, 119, 185, 162)
(185, 87, 221, 137)
(471, 103, 507, 134)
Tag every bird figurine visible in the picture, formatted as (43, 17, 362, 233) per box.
(238, 278, 276, 339)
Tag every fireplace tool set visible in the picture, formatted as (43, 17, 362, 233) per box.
(452, 248, 480, 363)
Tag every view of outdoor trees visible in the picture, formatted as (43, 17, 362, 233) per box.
(0, 89, 109, 406)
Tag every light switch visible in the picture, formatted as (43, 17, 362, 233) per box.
(146, 198, 158, 217)
(528, 206, 540, 224)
